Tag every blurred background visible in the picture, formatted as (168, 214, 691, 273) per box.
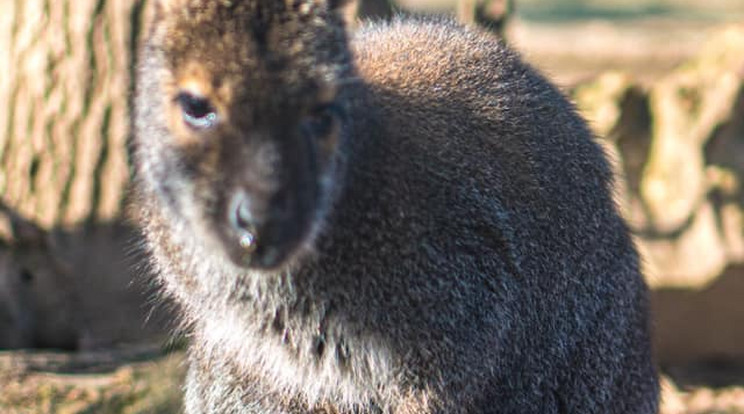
(0, 0, 742, 412)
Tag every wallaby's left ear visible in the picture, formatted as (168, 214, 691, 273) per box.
(0, 204, 47, 249)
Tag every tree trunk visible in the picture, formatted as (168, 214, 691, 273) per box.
(0, 0, 173, 352)
(0, 0, 146, 230)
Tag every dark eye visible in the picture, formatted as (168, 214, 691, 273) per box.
(19, 268, 33, 284)
(176, 92, 218, 130)
(301, 104, 343, 138)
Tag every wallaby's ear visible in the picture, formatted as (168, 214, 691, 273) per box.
(0, 203, 47, 248)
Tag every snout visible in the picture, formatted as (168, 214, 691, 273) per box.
(228, 192, 259, 255)
(214, 128, 323, 270)
(222, 186, 316, 270)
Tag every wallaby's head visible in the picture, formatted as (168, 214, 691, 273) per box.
(0, 206, 77, 350)
(136, 0, 354, 270)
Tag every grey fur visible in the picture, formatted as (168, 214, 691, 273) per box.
(0, 209, 78, 350)
(132, 4, 659, 413)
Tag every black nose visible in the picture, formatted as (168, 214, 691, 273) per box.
(229, 193, 258, 254)
(223, 189, 309, 270)
(235, 197, 254, 232)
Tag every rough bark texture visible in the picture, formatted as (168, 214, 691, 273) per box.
(0, 0, 146, 230)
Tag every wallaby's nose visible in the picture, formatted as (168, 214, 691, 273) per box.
(229, 192, 258, 256)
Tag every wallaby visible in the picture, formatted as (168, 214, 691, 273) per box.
(0, 207, 78, 350)
(0, 205, 171, 351)
(132, 0, 659, 412)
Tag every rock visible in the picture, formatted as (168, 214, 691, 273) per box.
(659, 375, 686, 414)
(642, 25, 744, 235)
(574, 24, 744, 289)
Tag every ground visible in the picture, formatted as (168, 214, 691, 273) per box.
(1, 348, 744, 413)
(0, 346, 184, 414)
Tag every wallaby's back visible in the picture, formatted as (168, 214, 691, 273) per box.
(327, 19, 658, 412)
(133, 2, 658, 412)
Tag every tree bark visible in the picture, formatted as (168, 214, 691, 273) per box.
(0, 0, 146, 230)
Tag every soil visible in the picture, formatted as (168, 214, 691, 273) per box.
(0, 345, 185, 414)
(1, 347, 743, 413)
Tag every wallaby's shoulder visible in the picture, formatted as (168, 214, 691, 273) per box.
(351, 18, 526, 91)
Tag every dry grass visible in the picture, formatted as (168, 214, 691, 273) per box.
(0, 347, 185, 414)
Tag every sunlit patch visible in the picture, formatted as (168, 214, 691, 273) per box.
(177, 63, 215, 104)
(239, 232, 256, 252)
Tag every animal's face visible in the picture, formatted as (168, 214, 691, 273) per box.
(0, 241, 76, 350)
(136, 0, 352, 269)
(0, 248, 34, 348)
